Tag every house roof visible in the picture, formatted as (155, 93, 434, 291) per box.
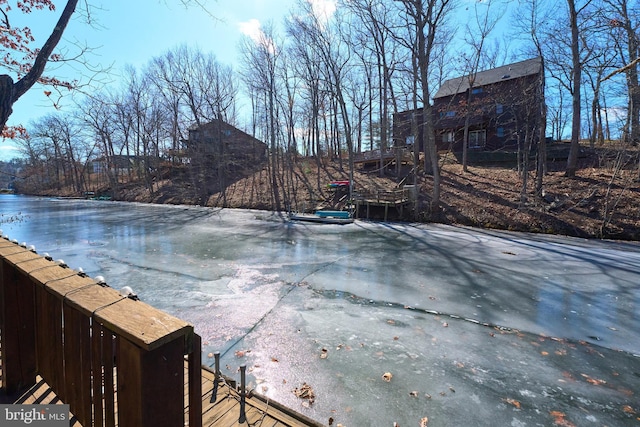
(434, 57, 542, 99)
(188, 119, 265, 145)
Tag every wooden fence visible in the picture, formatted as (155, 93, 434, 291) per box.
(0, 237, 202, 427)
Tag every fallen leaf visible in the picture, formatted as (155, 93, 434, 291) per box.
(550, 410, 576, 427)
(420, 417, 429, 427)
(541, 351, 549, 356)
(328, 416, 334, 425)
(581, 373, 606, 386)
(502, 251, 517, 255)
(320, 348, 329, 359)
(409, 391, 419, 397)
(271, 357, 279, 362)
(235, 350, 246, 358)
(504, 398, 521, 409)
(382, 372, 393, 382)
(293, 382, 315, 404)
(442, 322, 449, 327)
(622, 405, 635, 414)
(393, 336, 400, 341)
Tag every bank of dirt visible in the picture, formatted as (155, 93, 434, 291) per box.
(34, 147, 640, 241)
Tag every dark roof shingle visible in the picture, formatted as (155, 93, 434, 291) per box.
(434, 57, 542, 99)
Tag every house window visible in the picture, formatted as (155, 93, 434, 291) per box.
(445, 111, 456, 117)
(496, 104, 503, 114)
(472, 87, 483, 95)
(497, 127, 504, 138)
(443, 131, 455, 143)
(406, 135, 415, 146)
(469, 130, 486, 148)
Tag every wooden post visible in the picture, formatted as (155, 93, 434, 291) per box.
(189, 334, 203, 427)
(1, 245, 198, 427)
(94, 297, 192, 427)
(117, 336, 185, 426)
(0, 244, 38, 395)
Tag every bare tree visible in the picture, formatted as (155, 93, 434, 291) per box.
(604, 0, 640, 145)
(460, 0, 503, 172)
(346, 0, 401, 176)
(0, 0, 79, 131)
(395, 0, 458, 213)
(240, 22, 284, 212)
(565, 0, 596, 177)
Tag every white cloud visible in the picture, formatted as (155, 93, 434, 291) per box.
(238, 18, 263, 42)
(309, 0, 336, 23)
(0, 144, 21, 162)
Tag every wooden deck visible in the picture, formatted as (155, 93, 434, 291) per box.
(1, 360, 324, 427)
(352, 188, 413, 221)
(0, 238, 324, 427)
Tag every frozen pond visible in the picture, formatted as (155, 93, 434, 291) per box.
(1, 195, 639, 426)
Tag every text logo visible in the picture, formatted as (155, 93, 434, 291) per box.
(0, 405, 69, 426)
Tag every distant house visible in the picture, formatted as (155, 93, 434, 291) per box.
(393, 57, 544, 154)
(180, 119, 267, 167)
(91, 155, 144, 176)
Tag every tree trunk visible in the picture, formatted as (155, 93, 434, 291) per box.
(565, 0, 582, 177)
(2, 0, 79, 130)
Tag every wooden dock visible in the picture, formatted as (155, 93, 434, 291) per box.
(352, 187, 415, 221)
(0, 238, 324, 427)
(1, 362, 323, 426)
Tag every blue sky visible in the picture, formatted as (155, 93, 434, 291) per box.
(2, 0, 334, 160)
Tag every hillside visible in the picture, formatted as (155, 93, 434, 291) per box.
(25, 146, 640, 241)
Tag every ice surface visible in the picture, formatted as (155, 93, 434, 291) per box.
(2, 195, 639, 426)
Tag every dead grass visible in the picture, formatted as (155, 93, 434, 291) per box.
(32, 148, 640, 241)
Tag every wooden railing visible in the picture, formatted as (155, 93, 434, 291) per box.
(353, 188, 411, 203)
(0, 237, 202, 427)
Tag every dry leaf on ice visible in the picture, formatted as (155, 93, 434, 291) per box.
(504, 398, 521, 409)
(382, 372, 393, 382)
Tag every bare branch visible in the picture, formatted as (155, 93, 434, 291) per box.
(601, 56, 640, 82)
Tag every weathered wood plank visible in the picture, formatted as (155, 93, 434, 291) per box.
(93, 296, 192, 351)
(117, 336, 185, 427)
(62, 305, 92, 426)
(0, 258, 37, 395)
(202, 394, 238, 426)
(43, 273, 98, 301)
(63, 283, 123, 318)
(90, 322, 104, 427)
(103, 332, 117, 427)
(0, 245, 31, 257)
(11, 257, 54, 275)
(2, 249, 41, 267)
(189, 333, 203, 427)
(34, 285, 65, 400)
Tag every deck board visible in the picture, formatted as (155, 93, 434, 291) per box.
(2, 361, 324, 427)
